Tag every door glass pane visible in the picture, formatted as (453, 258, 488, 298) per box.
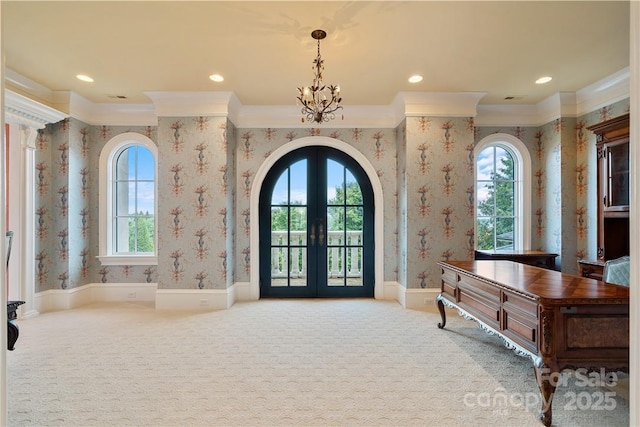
(346, 206, 363, 232)
(289, 160, 307, 205)
(326, 161, 365, 289)
(327, 159, 344, 204)
(327, 206, 345, 232)
(272, 173, 288, 205)
(270, 244, 287, 287)
(289, 206, 307, 245)
(270, 159, 308, 288)
(289, 248, 306, 286)
(271, 207, 287, 233)
(328, 247, 344, 287)
(345, 170, 362, 203)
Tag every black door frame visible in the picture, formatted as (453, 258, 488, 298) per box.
(259, 146, 374, 298)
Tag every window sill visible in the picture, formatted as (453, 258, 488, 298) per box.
(97, 255, 158, 266)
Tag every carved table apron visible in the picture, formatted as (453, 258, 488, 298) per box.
(436, 260, 629, 427)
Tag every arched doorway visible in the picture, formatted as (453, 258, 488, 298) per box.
(259, 146, 374, 297)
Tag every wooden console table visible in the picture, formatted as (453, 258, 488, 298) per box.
(436, 260, 629, 426)
(475, 249, 557, 270)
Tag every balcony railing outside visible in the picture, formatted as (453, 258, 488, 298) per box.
(271, 230, 363, 279)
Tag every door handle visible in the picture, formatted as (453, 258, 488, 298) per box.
(319, 223, 324, 246)
(310, 224, 316, 246)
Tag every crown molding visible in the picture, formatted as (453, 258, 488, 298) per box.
(4, 90, 67, 129)
(5, 68, 629, 129)
(144, 91, 237, 118)
(52, 91, 157, 126)
(476, 69, 629, 127)
(232, 104, 399, 128)
(575, 67, 629, 116)
(392, 91, 487, 118)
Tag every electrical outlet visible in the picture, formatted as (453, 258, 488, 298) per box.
(128, 292, 136, 299)
(200, 299, 209, 306)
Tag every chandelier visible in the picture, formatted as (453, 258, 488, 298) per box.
(296, 29, 343, 123)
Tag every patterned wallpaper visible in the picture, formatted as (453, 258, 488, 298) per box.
(32, 99, 629, 293)
(403, 117, 475, 288)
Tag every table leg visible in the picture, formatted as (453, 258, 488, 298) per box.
(436, 297, 447, 329)
(7, 319, 19, 351)
(534, 362, 557, 427)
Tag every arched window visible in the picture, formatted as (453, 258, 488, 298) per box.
(98, 132, 157, 265)
(475, 134, 531, 251)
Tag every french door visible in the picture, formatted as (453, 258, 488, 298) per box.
(259, 146, 374, 297)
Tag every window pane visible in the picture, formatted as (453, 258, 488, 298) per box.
(137, 181, 155, 215)
(495, 147, 514, 180)
(475, 142, 520, 251)
(495, 181, 514, 216)
(495, 218, 514, 250)
(115, 216, 132, 252)
(476, 218, 495, 250)
(476, 182, 494, 216)
(134, 215, 155, 252)
(476, 147, 494, 181)
(136, 147, 155, 180)
(115, 182, 134, 215)
(115, 148, 132, 180)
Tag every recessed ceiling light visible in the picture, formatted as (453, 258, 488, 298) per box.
(209, 74, 224, 82)
(408, 75, 423, 83)
(535, 76, 552, 84)
(76, 74, 94, 83)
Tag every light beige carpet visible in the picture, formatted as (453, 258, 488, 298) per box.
(7, 299, 628, 426)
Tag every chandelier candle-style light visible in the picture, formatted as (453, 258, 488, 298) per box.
(297, 29, 343, 123)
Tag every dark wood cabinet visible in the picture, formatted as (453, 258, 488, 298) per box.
(579, 113, 629, 278)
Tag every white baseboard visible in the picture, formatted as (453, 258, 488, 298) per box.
(32, 281, 427, 313)
(400, 286, 441, 311)
(34, 282, 157, 313)
(233, 281, 256, 301)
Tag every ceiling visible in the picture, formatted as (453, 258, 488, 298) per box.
(2, 1, 631, 108)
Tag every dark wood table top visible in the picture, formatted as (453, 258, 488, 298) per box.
(439, 260, 629, 304)
(475, 249, 558, 257)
